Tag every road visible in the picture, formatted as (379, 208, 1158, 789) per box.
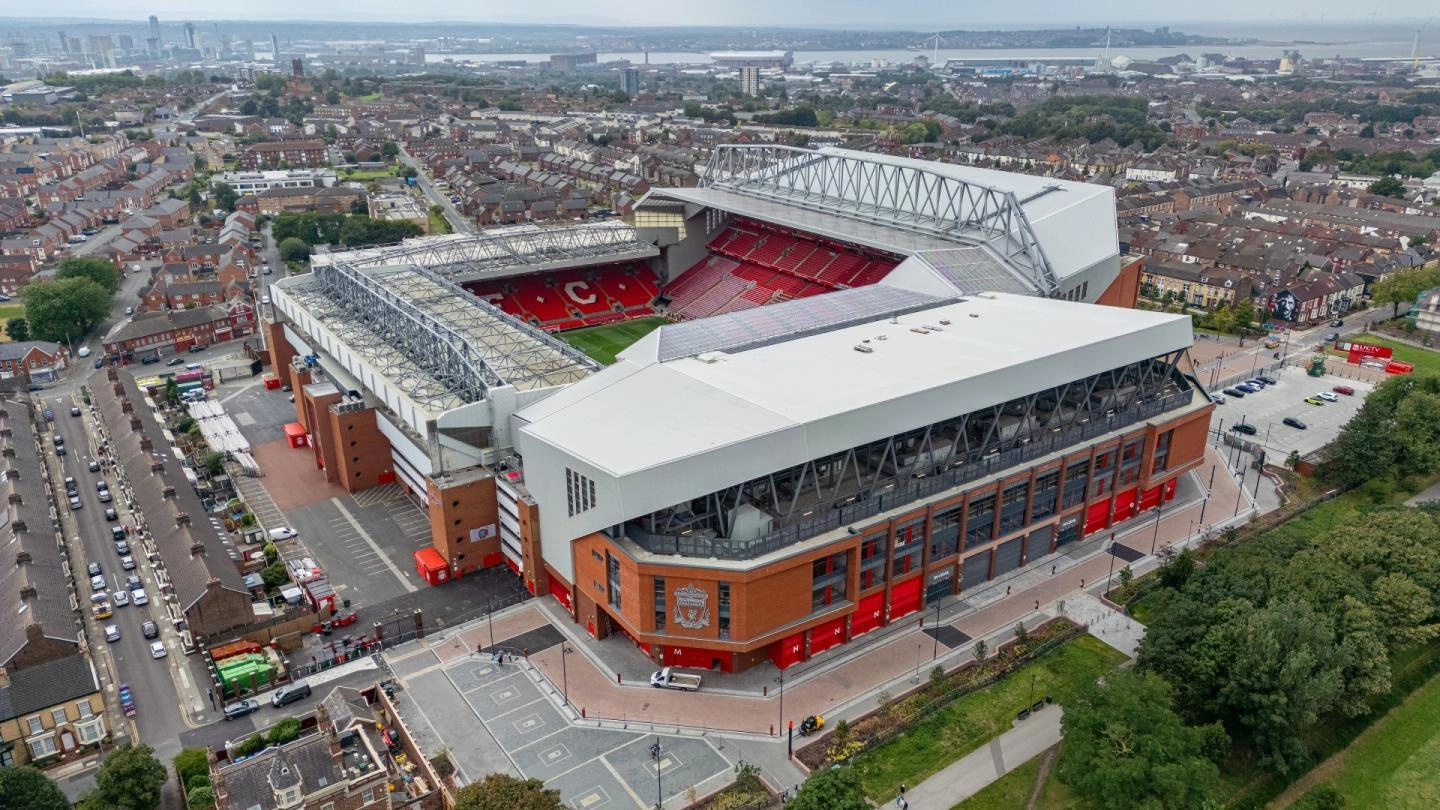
(397, 143, 473, 233)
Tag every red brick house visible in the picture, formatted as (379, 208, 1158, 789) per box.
(103, 305, 255, 361)
(0, 341, 69, 385)
(239, 140, 327, 170)
(0, 254, 35, 295)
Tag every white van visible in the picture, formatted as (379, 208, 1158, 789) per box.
(77, 346, 91, 358)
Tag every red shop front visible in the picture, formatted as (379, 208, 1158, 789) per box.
(769, 632, 805, 670)
(808, 616, 847, 656)
(889, 576, 923, 621)
(851, 591, 885, 637)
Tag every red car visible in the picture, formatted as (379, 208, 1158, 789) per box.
(1332, 385, 1355, 396)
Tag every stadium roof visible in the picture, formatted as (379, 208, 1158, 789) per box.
(516, 292, 1192, 487)
(274, 260, 597, 416)
(649, 145, 1118, 295)
(312, 222, 659, 285)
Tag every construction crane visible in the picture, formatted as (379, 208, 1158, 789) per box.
(1413, 16, 1433, 73)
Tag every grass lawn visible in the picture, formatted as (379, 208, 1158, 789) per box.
(558, 316, 667, 365)
(957, 751, 1078, 809)
(427, 209, 452, 235)
(1311, 668, 1440, 807)
(1338, 336, 1440, 377)
(853, 635, 1127, 803)
(339, 168, 394, 181)
(0, 303, 24, 341)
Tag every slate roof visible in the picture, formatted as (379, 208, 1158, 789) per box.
(0, 654, 98, 721)
(217, 732, 343, 810)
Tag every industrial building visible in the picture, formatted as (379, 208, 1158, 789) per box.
(262, 145, 1198, 672)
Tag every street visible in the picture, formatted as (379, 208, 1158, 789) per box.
(397, 143, 472, 233)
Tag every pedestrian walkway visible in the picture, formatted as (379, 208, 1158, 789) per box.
(1063, 592, 1146, 659)
(902, 705, 1063, 809)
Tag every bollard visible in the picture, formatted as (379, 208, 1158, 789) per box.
(581, 707, 586, 718)
(616, 672, 621, 685)
(763, 686, 768, 697)
(770, 724, 774, 736)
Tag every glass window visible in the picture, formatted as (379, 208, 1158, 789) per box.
(999, 480, 1030, 535)
(652, 577, 666, 632)
(26, 716, 43, 736)
(50, 708, 66, 726)
(929, 504, 961, 560)
(76, 717, 105, 744)
(965, 494, 994, 549)
(605, 552, 621, 610)
(811, 552, 849, 610)
(718, 582, 731, 640)
(77, 701, 93, 719)
(28, 735, 57, 759)
(1153, 430, 1173, 472)
(1031, 470, 1060, 522)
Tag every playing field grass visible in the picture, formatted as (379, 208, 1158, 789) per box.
(1306, 668, 1440, 808)
(0, 303, 24, 342)
(558, 316, 667, 365)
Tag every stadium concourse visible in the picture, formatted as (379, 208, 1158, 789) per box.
(263, 144, 1183, 677)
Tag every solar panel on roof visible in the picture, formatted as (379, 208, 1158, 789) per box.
(657, 285, 957, 361)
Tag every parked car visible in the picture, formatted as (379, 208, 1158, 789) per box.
(223, 699, 260, 720)
(1317, 391, 1339, 402)
(1222, 387, 1245, 398)
(1231, 423, 1258, 435)
(112, 589, 130, 607)
(115, 540, 130, 555)
(1209, 393, 1225, 404)
(121, 555, 136, 570)
(141, 355, 160, 365)
(1283, 417, 1308, 430)
(150, 641, 167, 659)
(105, 625, 120, 642)
(70, 406, 81, 417)
(167, 357, 184, 366)
(68, 495, 82, 510)
(141, 620, 159, 639)
(1245, 379, 1268, 388)
(1333, 385, 1355, 396)
(133, 588, 149, 606)
(1304, 396, 1325, 406)
(89, 459, 101, 472)
(1236, 384, 1260, 394)
(271, 680, 312, 707)
(1323, 332, 1340, 342)
(105, 507, 118, 521)
(1330, 319, 1344, 327)
(87, 562, 101, 577)
(1257, 375, 1279, 386)
(90, 574, 107, 591)
(119, 683, 135, 716)
(126, 575, 142, 591)
(188, 344, 206, 353)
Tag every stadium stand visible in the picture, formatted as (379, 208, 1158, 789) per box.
(666, 218, 900, 319)
(464, 261, 661, 330)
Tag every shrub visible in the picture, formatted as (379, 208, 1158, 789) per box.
(267, 717, 302, 746)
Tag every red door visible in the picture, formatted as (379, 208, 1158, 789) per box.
(1138, 484, 1162, 511)
(1113, 488, 1138, 523)
(548, 577, 572, 610)
(770, 632, 805, 669)
(1085, 499, 1111, 535)
(851, 591, 885, 637)
(808, 617, 847, 656)
(889, 576, 923, 621)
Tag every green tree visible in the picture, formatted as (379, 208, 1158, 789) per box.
(211, 182, 238, 212)
(186, 786, 214, 810)
(93, 743, 168, 810)
(260, 562, 290, 589)
(172, 748, 210, 789)
(20, 277, 111, 343)
(1368, 176, 1405, 198)
(452, 774, 562, 810)
(267, 716, 303, 745)
(1056, 669, 1223, 809)
(1233, 296, 1256, 331)
(380, 140, 399, 159)
(56, 256, 119, 291)
(0, 766, 70, 810)
(5, 316, 28, 342)
(787, 765, 868, 810)
(202, 451, 226, 477)
(1371, 266, 1440, 317)
(278, 237, 311, 263)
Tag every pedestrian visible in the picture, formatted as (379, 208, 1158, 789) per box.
(1035, 599, 1040, 610)
(900, 783, 906, 796)
(1080, 578, 1085, 588)
(1005, 585, 1011, 596)
(1050, 564, 1056, 575)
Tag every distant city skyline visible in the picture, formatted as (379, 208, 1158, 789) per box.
(7, 3, 1439, 29)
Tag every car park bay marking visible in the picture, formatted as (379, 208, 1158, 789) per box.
(331, 498, 418, 593)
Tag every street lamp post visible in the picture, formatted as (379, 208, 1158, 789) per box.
(1105, 536, 1117, 594)
(1198, 466, 1215, 526)
(775, 670, 784, 737)
(649, 738, 663, 810)
(931, 599, 942, 660)
(485, 595, 495, 651)
(561, 645, 573, 707)
(1149, 494, 1165, 555)
(912, 642, 921, 684)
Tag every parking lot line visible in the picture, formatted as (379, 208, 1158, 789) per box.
(330, 498, 417, 593)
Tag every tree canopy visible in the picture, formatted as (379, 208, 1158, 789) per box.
(89, 743, 168, 810)
(0, 766, 70, 810)
(452, 774, 561, 810)
(5, 316, 28, 342)
(211, 182, 239, 212)
(1057, 669, 1224, 808)
(271, 212, 422, 249)
(1371, 266, 1440, 318)
(56, 256, 119, 292)
(787, 765, 869, 810)
(20, 277, 111, 343)
(1321, 374, 1440, 489)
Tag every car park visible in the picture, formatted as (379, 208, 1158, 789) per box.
(121, 555, 136, 570)
(1333, 385, 1355, 396)
(112, 589, 130, 607)
(141, 620, 159, 639)
(1305, 396, 1325, 406)
(150, 641, 166, 659)
(223, 699, 260, 720)
(1222, 387, 1245, 398)
(1317, 391, 1339, 402)
(1231, 423, 1258, 435)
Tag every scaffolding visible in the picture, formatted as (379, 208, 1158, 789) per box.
(290, 259, 598, 411)
(701, 144, 1061, 296)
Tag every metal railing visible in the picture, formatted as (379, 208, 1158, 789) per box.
(629, 391, 1195, 560)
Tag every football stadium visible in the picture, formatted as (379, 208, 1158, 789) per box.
(265, 145, 1211, 672)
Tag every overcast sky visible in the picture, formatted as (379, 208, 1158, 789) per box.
(28, 2, 1440, 28)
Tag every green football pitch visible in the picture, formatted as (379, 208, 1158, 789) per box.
(558, 316, 668, 365)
